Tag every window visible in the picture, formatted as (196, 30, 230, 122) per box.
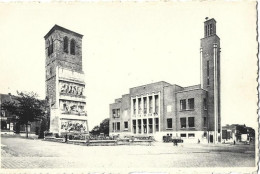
(63, 36, 68, 53)
(203, 117, 207, 127)
(207, 60, 209, 85)
(50, 67, 53, 76)
(112, 109, 120, 118)
(188, 98, 194, 110)
(116, 122, 120, 131)
(148, 118, 153, 133)
(143, 97, 147, 114)
(112, 109, 116, 117)
(180, 118, 186, 128)
(181, 133, 186, 138)
(167, 118, 172, 129)
(133, 99, 136, 115)
(138, 98, 141, 114)
(133, 120, 136, 134)
(112, 123, 115, 131)
(48, 38, 54, 56)
(143, 119, 147, 133)
(124, 121, 128, 129)
(155, 118, 159, 131)
(117, 109, 120, 117)
(188, 133, 195, 138)
(1, 110, 5, 117)
(203, 98, 207, 110)
(155, 95, 159, 115)
(70, 39, 75, 55)
(149, 96, 153, 113)
(180, 99, 186, 111)
(188, 117, 195, 128)
(209, 24, 213, 35)
(138, 120, 141, 133)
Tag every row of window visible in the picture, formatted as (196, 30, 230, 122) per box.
(112, 109, 120, 118)
(112, 121, 128, 131)
(63, 36, 76, 55)
(132, 118, 159, 134)
(205, 23, 214, 37)
(46, 36, 76, 56)
(167, 117, 207, 129)
(133, 95, 159, 115)
(180, 98, 194, 111)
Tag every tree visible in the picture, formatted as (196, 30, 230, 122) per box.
(1, 91, 46, 138)
(90, 118, 109, 136)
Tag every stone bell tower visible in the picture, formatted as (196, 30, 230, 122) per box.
(200, 18, 221, 143)
(44, 25, 88, 135)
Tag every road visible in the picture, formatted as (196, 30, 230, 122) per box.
(1, 136, 256, 171)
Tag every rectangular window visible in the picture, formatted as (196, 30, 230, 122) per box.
(155, 118, 159, 132)
(112, 123, 115, 131)
(203, 98, 207, 110)
(138, 119, 141, 134)
(180, 118, 186, 128)
(188, 133, 195, 138)
(149, 96, 153, 113)
(117, 109, 120, 117)
(181, 133, 186, 138)
(124, 121, 128, 129)
(133, 99, 136, 115)
(149, 118, 153, 133)
(203, 117, 207, 127)
(138, 98, 141, 114)
(188, 98, 194, 110)
(155, 95, 159, 115)
(188, 117, 195, 128)
(116, 122, 120, 131)
(210, 24, 213, 35)
(180, 99, 186, 111)
(143, 119, 147, 133)
(143, 97, 147, 114)
(112, 109, 116, 117)
(167, 118, 172, 129)
(133, 120, 136, 134)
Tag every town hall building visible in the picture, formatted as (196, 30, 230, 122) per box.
(109, 18, 221, 143)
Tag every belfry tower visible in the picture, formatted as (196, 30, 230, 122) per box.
(200, 18, 221, 143)
(44, 25, 89, 135)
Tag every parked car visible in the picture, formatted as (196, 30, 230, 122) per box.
(172, 137, 184, 143)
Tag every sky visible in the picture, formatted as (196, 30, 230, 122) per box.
(0, 1, 258, 130)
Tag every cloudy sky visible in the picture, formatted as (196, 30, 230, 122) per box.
(0, 1, 257, 130)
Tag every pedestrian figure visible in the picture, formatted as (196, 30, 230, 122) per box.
(233, 140, 236, 145)
(198, 139, 200, 144)
(65, 134, 68, 142)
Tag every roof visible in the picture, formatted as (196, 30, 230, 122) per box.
(44, 24, 83, 39)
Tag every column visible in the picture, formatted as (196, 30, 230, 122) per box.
(141, 119, 143, 134)
(213, 43, 218, 144)
(158, 92, 161, 116)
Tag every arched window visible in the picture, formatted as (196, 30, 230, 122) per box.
(46, 40, 50, 55)
(63, 36, 68, 53)
(48, 38, 54, 56)
(70, 39, 75, 55)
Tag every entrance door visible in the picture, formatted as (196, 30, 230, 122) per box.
(210, 135, 213, 143)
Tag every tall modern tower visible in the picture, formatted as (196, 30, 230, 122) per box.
(200, 18, 221, 143)
(44, 25, 88, 135)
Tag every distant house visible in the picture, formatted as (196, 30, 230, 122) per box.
(222, 124, 255, 142)
(0, 93, 41, 137)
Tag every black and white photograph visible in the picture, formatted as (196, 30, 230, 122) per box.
(0, 1, 258, 173)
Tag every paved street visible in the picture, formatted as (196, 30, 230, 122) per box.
(1, 136, 256, 170)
